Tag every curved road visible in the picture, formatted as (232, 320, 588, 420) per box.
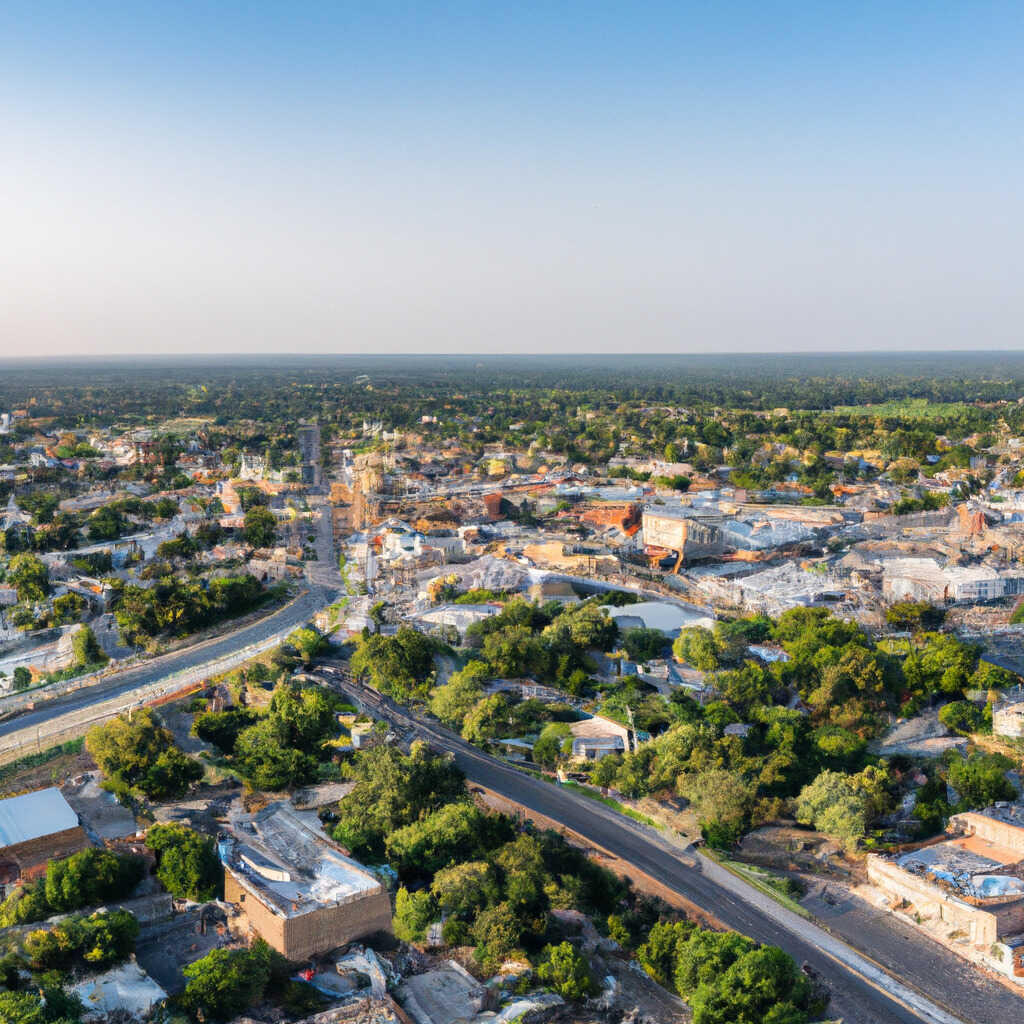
(327, 672, 1022, 1024)
(0, 585, 334, 740)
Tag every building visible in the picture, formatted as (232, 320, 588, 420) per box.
(0, 788, 90, 893)
(993, 690, 1024, 739)
(642, 510, 724, 570)
(239, 453, 266, 480)
(867, 807, 1024, 982)
(569, 714, 636, 762)
(881, 558, 1024, 605)
(220, 803, 392, 960)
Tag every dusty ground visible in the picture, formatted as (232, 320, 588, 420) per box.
(871, 707, 967, 758)
(136, 906, 233, 993)
(599, 953, 690, 1024)
(733, 823, 865, 885)
(0, 747, 96, 797)
(62, 771, 138, 840)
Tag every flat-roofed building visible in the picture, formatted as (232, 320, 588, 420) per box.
(220, 802, 392, 960)
(867, 807, 1024, 982)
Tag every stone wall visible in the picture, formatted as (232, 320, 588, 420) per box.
(867, 855, 999, 947)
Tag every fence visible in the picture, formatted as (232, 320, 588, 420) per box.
(0, 587, 312, 718)
(0, 622, 301, 766)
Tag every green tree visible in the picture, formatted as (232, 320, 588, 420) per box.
(535, 941, 597, 999)
(429, 660, 489, 727)
(146, 824, 222, 901)
(673, 627, 719, 671)
(243, 506, 277, 548)
(532, 722, 572, 768)
(637, 920, 693, 987)
(86, 710, 200, 800)
(795, 770, 869, 850)
(674, 928, 755, 996)
(678, 769, 754, 848)
(181, 940, 276, 1021)
(12, 666, 31, 691)
(234, 719, 317, 790)
(331, 743, 466, 859)
(9, 553, 48, 602)
(471, 902, 521, 971)
(938, 701, 985, 737)
(393, 886, 436, 943)
(42, 849, 145, 915)
(621, 627, 667, 663)
(286, 626, 326, 664)
(52, 593, 87, 626)
(70, 626, 108, 669)
(690, 945, 814, 1024)
(431, 861, 497, 919)
(947, 752, 1016, 809)
(885, 601, 945, 632)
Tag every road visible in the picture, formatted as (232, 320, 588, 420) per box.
(323, 670, 1022, 1024)
(0, 585, 334, 741)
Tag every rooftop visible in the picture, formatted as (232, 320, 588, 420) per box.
(0, 787, 79, 848)
(220, 803, 383, 919)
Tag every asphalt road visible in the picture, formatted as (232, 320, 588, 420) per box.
(326, 673, 1023, 1024)
(0, 585, 334, 741)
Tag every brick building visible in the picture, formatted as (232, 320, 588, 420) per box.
(0, 788, 90, 895)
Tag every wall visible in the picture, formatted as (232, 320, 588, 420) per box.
(952, 812, 1024, 857)
(3, 826, 90, 878)
(225, 868, 393, 961)
(867, 856, 1000, 947)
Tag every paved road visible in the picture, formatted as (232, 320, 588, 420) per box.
(0, 586, 334, 741)
(323, 671, 1022, 1024)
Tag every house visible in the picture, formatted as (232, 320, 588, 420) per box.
(569, 714, 634, 762)
(0, 788, 90, 894)
(220, 802, 392, 960)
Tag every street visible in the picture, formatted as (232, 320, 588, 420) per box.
(0, 585, 333, 741)
(327, 671, 1022, 1024)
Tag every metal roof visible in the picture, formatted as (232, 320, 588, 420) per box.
(0, 787, 79, 848)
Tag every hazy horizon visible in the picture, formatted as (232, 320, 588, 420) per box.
(3, 3, 1023, 357)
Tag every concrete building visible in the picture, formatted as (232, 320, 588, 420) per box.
(642, 510, 724, 570)
(0, 788, 90, 893)
(993, 690, 1024, 739)
(220, 803, 392, 961)
(867, 807, 1024, 982)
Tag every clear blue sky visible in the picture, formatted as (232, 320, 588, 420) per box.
(1, 2, 1022, 355)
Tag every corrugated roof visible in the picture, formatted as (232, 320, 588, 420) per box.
(0, 787, 79, 848)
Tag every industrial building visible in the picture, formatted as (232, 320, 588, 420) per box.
(867, 808, 1024, 983)
(0, 787, 90, 895)
(642, 509, 724, 569)
(220, 802, 392, 961)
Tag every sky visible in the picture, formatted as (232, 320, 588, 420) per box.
(1, 1, 1023, 357)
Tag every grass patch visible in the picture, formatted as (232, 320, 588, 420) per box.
(702, 849, 810, 917)
(830, 399, 973, 419)
(0, 738, 85, 787)
(561, 780, 659, 829)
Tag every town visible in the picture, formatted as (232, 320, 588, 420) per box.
(1, 356, 1024, 1024)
